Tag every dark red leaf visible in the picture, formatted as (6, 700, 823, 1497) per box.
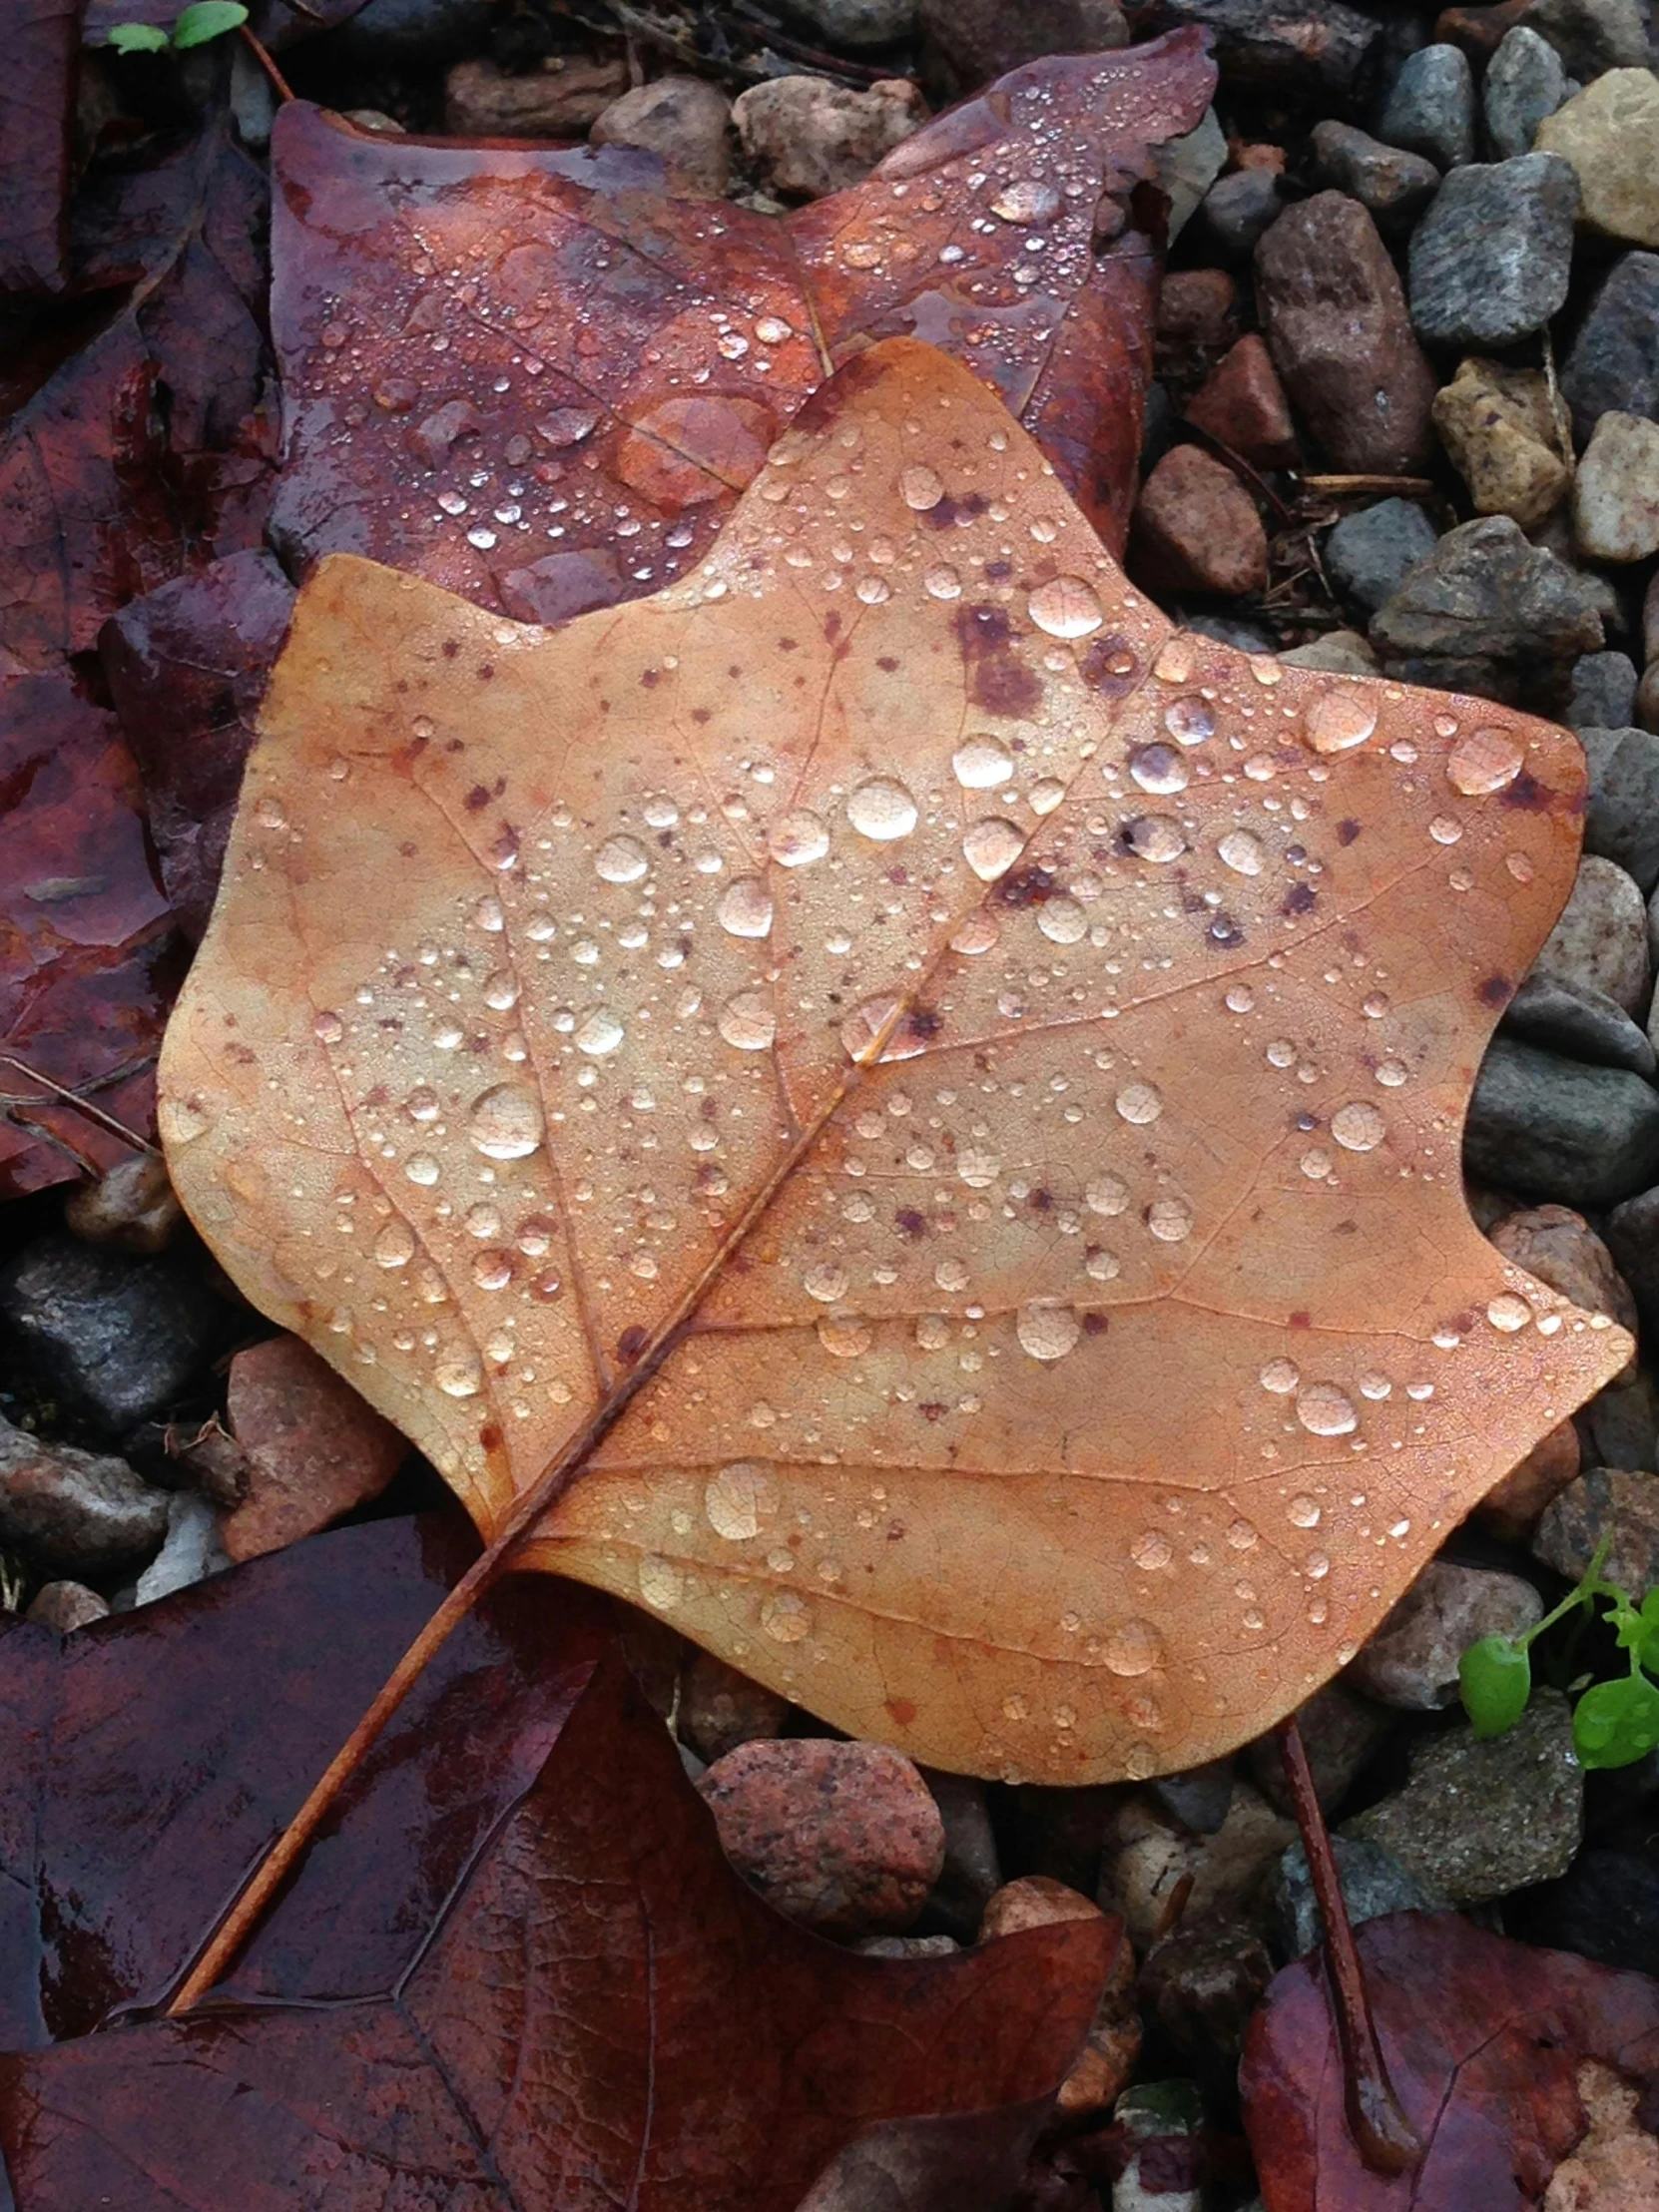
(1242, 1911, 1659, 2210)
(0, 0, 78, 296)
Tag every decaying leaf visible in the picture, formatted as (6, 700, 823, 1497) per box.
(0, 0, 79, 295)
(0, 1628, 1112, 2212)
(161, 338, 1627, 1785)
(267, 32, 1215, 623)
(1242, 1911, 1659, 2210)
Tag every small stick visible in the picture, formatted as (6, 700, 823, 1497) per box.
(1277, 1717, 1420, 2176)
(1297, 475, 1437, 499)
(0, 1055, 158, 1155)
(239, 22, 294, 101)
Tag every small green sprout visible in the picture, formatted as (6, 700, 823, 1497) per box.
(1459, 1535, 1659, 1769)
(109, 3, 249, 54)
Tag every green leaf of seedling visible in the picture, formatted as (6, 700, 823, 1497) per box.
(171, 1, 248, 45)
(1574, 1673, 1659, 1770)
(108, 21, 171, 49)
(1460, 1635, 1532, 1740)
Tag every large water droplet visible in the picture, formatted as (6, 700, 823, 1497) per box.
(818, 1310, 872, 1358)
(483, 969, 520, 1011)
(1217, 830, 1263, 875)
(638, 1556, 683, 1610)
(573, 1009, 625, 1058)
(1124, 816, 1185, 863)
(706, 1462, 778, 1540)
(718, 990, 776, 1051)
(991, 177, 1061, 223)
(468, 1082, 545, 1157)
(1103, 1619, 1165, 1675)
(313, 1011, 344, 1045)
(770, 809, 830, 866)
(1129, 743, 1189, 795)
(953, 735, 1014, 790)
(1087, 1174, 1129, 1216)
(1145, 1198, 1193, 1242)
(1115, 1082, 1163, 1125)
(374, 1222, 415, 1268)
(718, 876, 774, 938)
(1028, 576, 1104, 639)
(1487, 1293, 1533, 1332)
(434, 1346, 482, 1397)
(1130, 1531, 1173, 1571)
(404, 1153, 441, 1186)
(957, 1145, 1001, 1188)
(1037, 896, 1086, 945)
(1260, 1358, 1300, 1393)
(594, 834, 649, 884)
(900, 463, 944, 510)
(1296, 1382, 1358, 1435)
(1303, 692, 1378, 755)
(1447, 725, 1524, 796)
(962, 817, 1025, 879)
(1331, 1101, 1385, 1152)
(1017, 1301, 1082, 1361)
(846, 778, 918, 841)
(1163, 698, 1215, 745)
(1288, 1494, 1322, 1528)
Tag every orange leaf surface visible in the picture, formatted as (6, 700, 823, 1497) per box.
(160, 339, 1628, 1784)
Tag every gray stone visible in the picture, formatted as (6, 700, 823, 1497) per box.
(1201, 168, 1282, 257)
(1156, 107, 1227, 242)
(1574, 411, 1659, 561)
(590, 77, 733, 197)
(1579, 725, 1659, 892)
(920, 1769, 1001, 1939)
(1536, 853, 1650, 1010)
(0, 1235, 224, 1438)
(1407, 154, 1581, 349)
(1309, 120, 1439, 237)
(732, 75, 923, 200)
(336, 0, 491, 59)
(132, 1492, 229, 1608)
(1347, 1560, 1543, 1711)
(1184, 611, 1278, 654)
(1148, 1756, 1237, 1836)
(1345, 1689, 1582, 1905)
(1137, 0, 1381, 101)
(0, 1418, 167, 1574)
(1370, 513, 1603, 710)
(853, 1933, 959, 1957)
(1561, 253, 1659, 446)
(1484, 25, 1570, 158)
(1642, 661, 1659, 735)
(1326, 497, 1438, 614)
(25, 1580, 109, 1633)
(1500, 970, 1657, 1077)
(1247, 1681, 1394, 1818)
(679, 1649, 789, 1763)
(1606, 1183, 1659, 1340)
(1269, 1836, 1440, 1964)
(1579, 1372, 1656, 1470)
(1536, 69, 1659, 248)
(1380, 43, 1475, 169)
(1535, 1466, 1659, 1590)
(1466, 1038, 1659, 1206)
(791, 0, 916, 44)
(1278, 629, 1378, 675)
(1569, 653, 1640, 734)
(915, 0, 1128, 91)
(1520, 0, 1651, 80)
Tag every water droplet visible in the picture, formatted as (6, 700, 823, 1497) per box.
(1130, 1531, 1173, 1571)
(1331, 1101, 1385, 1152)
(1376, 1060, 1407, 1088)
(1218, 830, 1263, 875)
(1225, 984, 1255, 1013)
(718, 990, 776, 1051)
(1146, 1198, 1192, 1242)
(472, 894, 505, 932)
(846, 778, 918, 841)
(900, 463, 944, 510)
(1303, 692, 1378, 754)
(405, 1086, 440, 1123)
(1163, 697, 1215, 745)
(1428, 815, 1462, 845)
(638, 1556, 683, 1610)
(404, 1153, 441, 1186)
(472, 1248, 512, 1291)
(573, 1008, 625, 1058)
(1506, 850, 1536, 883)
(1447, 725, 1524, 796)
(1296, 1382, 1358, 1435)
(595, 834, 649, 884)
(718, 876, 774, 938)
(1115, 1081, 1162, 1125)
(1129, 743, 1189, 795)
(762, 1591, 812, 1643)
(483, 969, 520, 1011)
(1487, 1293, 1532, 1333)
(953, 735, 1014, 789)
(1124, 816, 1185, 863)
(1017, 1302, 1081, 1361)
(804, 1261, 850, 1304)
(1086, 1174, 1129, 1216)
(313, 1010, 344, 1045)
(950, 911, 1000, 956)
(1288, 1494, 1321, 1528)
(1103, 1619, 1165, 1676)
(957, 1145, 1001, 1188)
(255, 793, 287, 830)
(915, 1314, 950, 1351)
(468, 1082, 545, 1158)
(706, 1461, 779, 1540)
(818, 1310, 872, 1358)
(1360, 1371, 1392, 1399)
(434, 1346, 482, 1397)
(374, 1222, 415, 1268)
(991, 177, 1060, 223)
(1028, 576, 1103, 638)
(770, 809, 830, 866)
(1037, 896, 1087, 944)
(1260, 1358, 1300, 1393)
(924, 564, 961, 600)
(962, 817, 1025, 879)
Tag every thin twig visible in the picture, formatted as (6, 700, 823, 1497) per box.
(1297, 474, 1436, 499)
(239, 22, 294, 102)
(1277, 1717, 1420, 2176)
(0, 1055, 158, 1155)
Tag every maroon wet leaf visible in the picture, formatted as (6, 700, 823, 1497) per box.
(267, 33, 1215, 625)
(0, 1630, 1114, 2212)
(0, 671, 183, 1198)
(1241, 1911, 1659, 2209)
(0, 0, 79, 295)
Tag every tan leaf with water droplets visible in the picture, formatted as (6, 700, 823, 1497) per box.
(161, 340, 1628, 1784)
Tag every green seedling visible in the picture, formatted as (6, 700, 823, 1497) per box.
(109, 3, 248, 54)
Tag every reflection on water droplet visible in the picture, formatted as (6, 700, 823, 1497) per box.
(435, 1347, 482, 1397)
(1164, 697, 1215, 745)
(991, 177, 1061, 223)
(638, 1556, 683, 1610)
(574, 1009, 625, 1058)
(1303, 692, 1378, 755)
(706, 1461, 779, 1540)
(1116, 1082, 1163, 1125)
(719, 990, 776, 1051)
(900, 463, 944, 510)
(1332, 1101, 1385, 1151)
(818, 1309, 872, 1357)
(953, 735, 1013, 789)
(763, 1591, 812, 1643)
(1218, 830, 1263, 875)
(846, 778, 918, 840)
(962, 817, 1025, 879)
(1104, 1619, 1165, 1675)
(770, 809, 830, 866)
(1487, 1293, 1532, 1332)
(718, 876, 774, 938)
(1124, 816, 1185, 863)
(1288, 1494, 1321, 1528)
(595, 834, 649, 884)
(1129, 742, 1189, 795)
(1260, 1358, 1300, 1393)
(1448, 725, 1524, 796)
(1017, 1302, 1081, 1361)
(374, 1222, 415, 1268)
(1296, 1382, 1358, 1435)
(469, 1083, 545, 1158)
(1037, 896, 1087, 944)
(313, 1011, 344, 1045)
(405, 1153, 440, 1186)
(1028, 576, 1103, 638)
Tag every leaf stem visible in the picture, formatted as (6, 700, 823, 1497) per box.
(1276, 1716, 1420, 2177)
(1517, 1531, 1615, 1653)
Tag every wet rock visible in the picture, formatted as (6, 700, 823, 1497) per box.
(218, 1336, 408, 1562)
(1477, 1416, 1582, 1541)
(1437, 2, 1533, 68)
(1518, 1849, 1659, 1976)
(853, 1933, 958, 1958)
(1560, 253, 1659, 446)
(0, 1420, 166, 1573)
(1646, 568, 1659, 662)
(1137, 1918, 1273, 2067)
(1537, 70, 1659, 247)
(1380, 43, 1475, 169)
(1536, 854, 1650, 1011)
(1484, 24, 1570, 156)
(1200, 168, 1282, 258)
(1370, 513, 1603, 709)
(1575, 413, 1659, 562)
(1185, 610, 1277, 653)
(1003, 1784, 1120, 1895)
(1535, 1465, 1659, 1591)
(1521, 0, 1651, 80)
(980, 1878, 1140, 2119)
(920, 1769, 1001, 1938)
(335, 0, 491, 61)
(1101, 1782, 1296, 1948)
(1407, 153, 1580, 349)
(1155, 107, 1227, 243)
(24, 1580, 109, 1632)
(1580, 1370, 1658, 1470)
(1130, 445, 1268, 596)
(589, 76, 732, 196)
(1345, 1688, 1582, 1903)
(697, 1738, 944, 1936)
(1489, 1203, 1640, 1338)
(1500, 971, 1655, 1074)
(0, 1236, 224, 1438)
(1138, 0, 1382, 102)
(1325, 496, 1438, 613)
(732, 74, 923, 200)
(1148, 1756, 1236, 1836)
(1348, 1559, 1543, 1710)
(1641, 663, 1659, 735)
(1183, 334, 1297, 468)
(1466, 1039, 1659, 1207)
(1112, 2080, 1205, 2212)
(1255, 194, 1436, 474)
(1606, 1184, 1659, 1339)
(1247, 1680, 1394, 1816)
(443, 54, 629, 138)
(1572, 727, 1659, 896)
(1309, 120, 1439, 236)
(1431, 356, 1571, 530)
(62, 1154, 183, 1257)
(1278, 629, 1378, 675)
(132, 1491, 228, 1608)
(793, 0, 916, 44)
(1268, 1836, 1440, 1963)
(679, 1649, 790, 1764)
(1155, 267, 1240, 352)
(915, 0, 1126, 90)
(1570, 653, 1640, 734)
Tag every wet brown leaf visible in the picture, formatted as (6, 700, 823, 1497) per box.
(161, 337, 1626, 1784)
(0, 0, 79, 296)
(266, 32, 1215, 623)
